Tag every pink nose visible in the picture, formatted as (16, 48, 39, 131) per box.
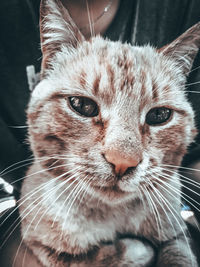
(104, 149, 140, 176)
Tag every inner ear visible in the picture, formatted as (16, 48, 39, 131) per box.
(40, 0, 85, 75)
(158, 22, 200, 76)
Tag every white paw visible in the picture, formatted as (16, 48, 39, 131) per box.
(119, 238, 155, 266)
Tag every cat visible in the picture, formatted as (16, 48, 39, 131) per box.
(19, 0, 200, 266)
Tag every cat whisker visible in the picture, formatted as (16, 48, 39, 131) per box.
(154, 167, 199, 195)
(77, 176, 94, 210)
(146, 181, 187, 264)
(140, 185, 163, 241)
(22, 246, 28, 267)
(8, 125, 29, 129)
(149, 182, 195, 267)
(87, 182, 99, 209)
(151, 173, 183, 202)
(145, 180, 178, 239)
(154, 183, 198, 267)
(1, 171, 71, 250)
(34, 170, 82, 231)
(5, 192, 43, 266)
(155, 166, 200, 194)
(13, 162, 77, 203)
(161, 163, 200, 173)
(61, 175, 90, 231)
(12, 183, 68, 266)
(86, 0, 95, 38)
(83, 177, 100, 208)
(50, 173, 83, 228)
(0, 156, 34, 176)
(0, 165, 81, 249)
(10, 160, 78, 194)
(1, 172, 59, 228)
(186, 90, 200, 94)
(162, 173, 200, 196)
(11, 169, 81, 266)
(158, 165, 200, 188)
(0, 157, 55, 181)
(185, 80, 200, 86)
(187, 64, 200, 75)
(95, 184, 104, 209)
(152, 174, 200, 230)
(0, 155, 69, 187)
(25, 170, 80, 231)
(138, 187, 148, 214)
(59, 177, 90, 241)
(151, 169, 200, 213)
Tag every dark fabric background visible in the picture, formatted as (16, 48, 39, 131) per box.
(0, 0, 200, 194)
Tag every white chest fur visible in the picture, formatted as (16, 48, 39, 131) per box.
(20, 169, 147, 255)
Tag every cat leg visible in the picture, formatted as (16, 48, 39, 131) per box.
(92, 238, 155, 267)
(156, 237, 198, 267)
(69, 238, 155, 267)
(26, 238, 155, 267)
(26, 242, 65, 267)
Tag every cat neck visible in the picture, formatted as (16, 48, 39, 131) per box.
(61, 0, 120, 38)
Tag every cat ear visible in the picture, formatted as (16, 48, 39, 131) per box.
(159, 22, 200, 75)
(40, 0, 85, 74)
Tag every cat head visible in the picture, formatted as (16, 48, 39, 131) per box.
(27, 0, 200, 204)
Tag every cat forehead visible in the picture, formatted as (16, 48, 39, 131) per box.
(32, 38, 185, 107)
(56, 38, 172, 79)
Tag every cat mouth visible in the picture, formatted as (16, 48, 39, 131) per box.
(93, 184, 130, 198)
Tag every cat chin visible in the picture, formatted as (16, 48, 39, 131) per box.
(91, 184, 138, 205)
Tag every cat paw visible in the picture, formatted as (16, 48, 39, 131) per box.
(117, 238, 155, 267)
(88, 238, 155, 267)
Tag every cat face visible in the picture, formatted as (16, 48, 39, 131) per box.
(27, 0, 199, 204)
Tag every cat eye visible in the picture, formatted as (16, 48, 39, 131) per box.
(68, 96, 99, 117)
(145, 107, 172, 125)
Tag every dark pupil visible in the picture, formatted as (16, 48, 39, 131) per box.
(69, 96, 98, 117)
(146, 107, 171, 125)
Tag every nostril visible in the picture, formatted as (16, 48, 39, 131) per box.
(123, 166, 137, 176)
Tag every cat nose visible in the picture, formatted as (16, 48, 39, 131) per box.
(104, 149, 141, 176)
